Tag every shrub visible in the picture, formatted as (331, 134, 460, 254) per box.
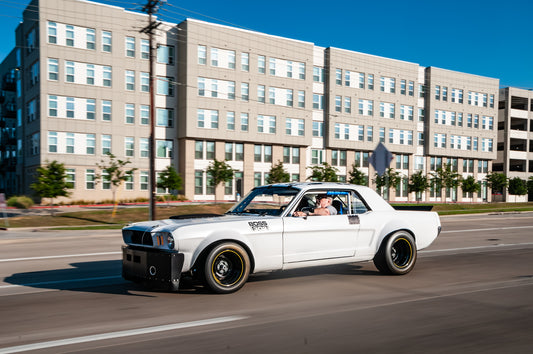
(7, 196, 34, 209)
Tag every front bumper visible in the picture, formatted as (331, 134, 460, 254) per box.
(122, 245, 184, 291)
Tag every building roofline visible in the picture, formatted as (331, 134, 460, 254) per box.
(185, 18, 314, 46)
(328, 46, 420, 67)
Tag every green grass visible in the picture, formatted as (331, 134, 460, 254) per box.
(4, 201, 533, 229)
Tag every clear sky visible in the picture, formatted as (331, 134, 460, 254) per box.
(1, 0, 532, 89)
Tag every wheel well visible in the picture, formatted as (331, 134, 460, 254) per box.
(193, 240, 255, 274)
(379, 229, 415, 248)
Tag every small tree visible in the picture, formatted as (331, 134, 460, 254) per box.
(430, 165, 460, 202)
(308, 162, 339, 182)
(461, 175, 481, 201)
(206, 159, 234, 201)
(408, 170, 429, 202)
(374, 168, 401, 200)
(485, 172, 508, 201)
(347, 164, 368, 186)
(508, 177, 528, 202)
(266, 160, 290, 184)
(30, 160, 70, 215)
(157, 165, 183, 204)
(96, 153, 136, 217)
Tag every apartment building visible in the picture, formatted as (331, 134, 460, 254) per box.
(0, 0, 500, 203)
(495, 87, 533, 202)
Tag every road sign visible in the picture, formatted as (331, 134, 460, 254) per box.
(369, 142, 393, 177)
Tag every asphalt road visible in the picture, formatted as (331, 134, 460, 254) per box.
(0, 213, 532, 353)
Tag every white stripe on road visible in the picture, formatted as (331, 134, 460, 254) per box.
(421, 242, 533, 254)
(0, 275, 122, 290)
(0, 316, 248, 353)
(441, 225, 533, 233)
(0, 252, 121, 263)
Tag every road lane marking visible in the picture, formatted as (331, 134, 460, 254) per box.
(0, 252, 121, 263)
(0, 275, 122, 290)
(0, 316, 248, 353)
(421, 242, 533, 254)
(441, 225, 533, 233)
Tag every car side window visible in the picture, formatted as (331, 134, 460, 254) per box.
(350, 191, 368, 214)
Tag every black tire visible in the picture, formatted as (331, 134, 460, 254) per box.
(373, 231, 417, 275)
(204, 242, 250, 294)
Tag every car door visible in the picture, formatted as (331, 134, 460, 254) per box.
(282, 191, 360, 263)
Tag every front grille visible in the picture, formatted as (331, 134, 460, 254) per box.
(130, 230, 153, 246)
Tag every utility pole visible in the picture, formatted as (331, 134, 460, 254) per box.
(141, 0, 163, 220)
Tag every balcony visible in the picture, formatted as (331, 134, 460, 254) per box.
(509, 159, 527, 172)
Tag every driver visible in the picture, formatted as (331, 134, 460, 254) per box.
(293, 194, 337, 216)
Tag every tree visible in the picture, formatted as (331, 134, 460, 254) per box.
(347, 164, 368, 186)
(485, 172, 508, 201)
(374, 168, 401, 200)
(408, 170, 429, 202)
(266, 160, 290, 184)
(30, 160, 71, 215)
(157, 165, 183, 204)
(430, 164, 460, 201)
(307, 162, 339, 182)
(96, 153, 136, 217)
(461, 175, 481, 201)
(206, 159, 234, 201)
(508, 177, 527, 202)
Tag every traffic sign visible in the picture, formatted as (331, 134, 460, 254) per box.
(369, 142, 393, 177)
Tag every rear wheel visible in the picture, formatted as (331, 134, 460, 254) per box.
(373, 231, 417, 275)
(204, 243, 250, 294)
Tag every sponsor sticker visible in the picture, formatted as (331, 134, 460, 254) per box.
(248, 221, 269, 231)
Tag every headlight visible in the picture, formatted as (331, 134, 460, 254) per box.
(153, 231, 175, 250)
(167, 234, 175, 250)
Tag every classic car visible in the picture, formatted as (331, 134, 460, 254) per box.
(122, 182, 441, 293)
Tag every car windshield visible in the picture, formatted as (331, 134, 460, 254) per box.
(226, 186, 299, 216)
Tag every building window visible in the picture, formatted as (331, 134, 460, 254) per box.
(140, 72, 149, 92)
(86, 169, 95, 189)
(65, 61, 75, 82)
(66, 25, 74, 46)
(227, 112, 235, 130)
(264, 145, 272, 162)
(126, 37, 135, 57)
(198, 45, 206, 65)
(195, 141, 204, 159)
(157, 45, 174, 64)
(86, 28, 95, 49)
(241, 52, 249, 71)
(125, 103, 135, 124)
(86, 99, 95, 120)
(66, 97, 75, 118)
(86, 65, 95, 85)
(102, 31, 112, 52)
(48, 58, 58, 80)
(139, 138, 149, 158)
(240, 113, 249, 131)
(254, 145, 261, 162)
(102, 100, 112, 121)
(258, 55, 266, 74)
(102, 135, 111, 155)
(86, 134, 95, 154)
(312, 121, 323, 137)
(258, 85, 265, 103)
(125, 137, 134, 157)
(48, 95, 57, 117)
(48, 132, 57, 152)
(48, 21, 57, 44)
(156, 108, 173, 127)
(225, 143, 233, 160)
(313, 94, 324, 110)
(241, 83, 249, 101)
(156, 77, 174, 96)
(156, 140, 173, 158)
(125, 70, 135, 91)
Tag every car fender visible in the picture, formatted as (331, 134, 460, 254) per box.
(373, 217, 415, 253)
(189, 230, 256, 272)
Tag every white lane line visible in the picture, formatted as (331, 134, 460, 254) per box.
(441, 225, 533, 233)
(0, 316, 248, 353)
(0, 275, 122, 290)
(421, 242, 533, 254)
(0, 252, 121, 263)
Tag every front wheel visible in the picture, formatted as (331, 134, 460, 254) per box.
(373, 231, 417, 275)
(204, 243, 250, 294)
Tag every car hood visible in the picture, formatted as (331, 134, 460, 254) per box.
(124, 214, 277, 233)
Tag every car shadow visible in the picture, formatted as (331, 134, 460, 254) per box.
(3, 261, 382, 296)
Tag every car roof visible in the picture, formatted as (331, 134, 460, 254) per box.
(261, 182, 394, 211)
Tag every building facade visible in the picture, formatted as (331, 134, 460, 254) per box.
(0, 0, 502, 203)
(495, 87, 533, 202)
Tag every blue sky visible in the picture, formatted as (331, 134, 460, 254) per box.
(1, 0, 532, 88)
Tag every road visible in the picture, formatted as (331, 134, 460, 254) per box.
(0, 213, 532, 353)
